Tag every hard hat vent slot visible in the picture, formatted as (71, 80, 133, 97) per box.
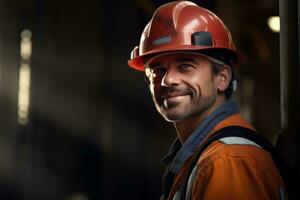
(191, 32, 212, 46)
(153, 36, 172, 46)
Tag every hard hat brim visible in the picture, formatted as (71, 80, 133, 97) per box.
(128, 46, 245, 71)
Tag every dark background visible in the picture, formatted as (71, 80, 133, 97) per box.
(0, 0, 280, 199)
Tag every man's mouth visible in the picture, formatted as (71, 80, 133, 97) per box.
(163, 93, 186, 99)
(156, 87, 192, 106)
(159, 92, 190, 106)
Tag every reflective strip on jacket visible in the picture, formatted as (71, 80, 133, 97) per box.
(168, 113, 286, 200)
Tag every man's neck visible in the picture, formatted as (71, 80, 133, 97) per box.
(174, 96, 226, 143)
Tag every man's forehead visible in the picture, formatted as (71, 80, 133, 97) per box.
(144, 52, 207, 67)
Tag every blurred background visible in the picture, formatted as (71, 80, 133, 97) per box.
(0, 0, 286, 199)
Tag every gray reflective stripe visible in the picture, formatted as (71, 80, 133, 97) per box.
(219, 136, 262, 148)
(185, 165, 198, 200)
(184, 137, 262, 200)
(173, 191, 180, 200)
(279, 186, 286, 200)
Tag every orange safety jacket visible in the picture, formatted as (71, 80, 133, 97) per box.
(160, 101, 286, 200)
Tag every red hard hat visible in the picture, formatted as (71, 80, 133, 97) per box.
(128, 1, 243, 71)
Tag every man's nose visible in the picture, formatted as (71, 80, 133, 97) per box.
(161, 69, 180, 87)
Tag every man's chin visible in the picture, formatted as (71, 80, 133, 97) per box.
(161, 111, 187, 122)
(157, 103, 190, 121)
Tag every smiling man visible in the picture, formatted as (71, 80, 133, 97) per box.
(128, 1, 286, 200)
(145, 52, 230, 143)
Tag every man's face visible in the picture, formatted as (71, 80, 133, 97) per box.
(145, 53, 220, 122)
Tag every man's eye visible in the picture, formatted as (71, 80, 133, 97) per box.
(178, 63, 193, 70)
(152, 67, 166, 76)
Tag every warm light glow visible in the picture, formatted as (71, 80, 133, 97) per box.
(20, 30, 32, 59)
(267, 16, 280, 33)
(64, 193, 89, 200)
(18, 64, 31, 125)
(18, 29, 32, 125)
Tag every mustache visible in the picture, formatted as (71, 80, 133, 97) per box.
(157, 86, 193, 98)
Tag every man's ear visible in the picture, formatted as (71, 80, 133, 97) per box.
(216, 65, 231, 92)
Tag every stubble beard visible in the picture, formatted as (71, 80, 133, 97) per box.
(156, 92, 217, 122)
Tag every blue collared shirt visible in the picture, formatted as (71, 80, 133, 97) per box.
(160, 100, 240, 174)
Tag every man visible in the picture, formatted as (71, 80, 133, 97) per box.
(128, 1, 286, 200)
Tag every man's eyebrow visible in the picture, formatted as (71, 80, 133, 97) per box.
(174, 57, 198, 63)
(147, 62, 162, 69)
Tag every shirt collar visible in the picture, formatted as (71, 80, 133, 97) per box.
(159, 100, 240, 173)
(159, 138, 181, 167)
